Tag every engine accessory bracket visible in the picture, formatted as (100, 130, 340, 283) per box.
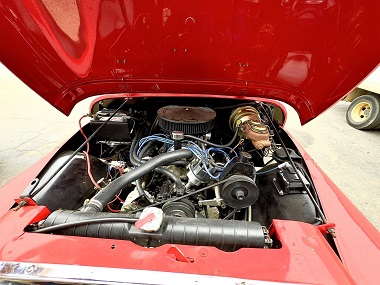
(262, 226, 273, 248)
(198, 198, 224, 207)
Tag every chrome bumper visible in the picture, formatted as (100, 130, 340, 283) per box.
(0, 261, 301, 285)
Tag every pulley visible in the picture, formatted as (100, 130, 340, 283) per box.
(220, 175, 259, 209)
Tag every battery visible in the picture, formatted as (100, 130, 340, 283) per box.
(90, 109, 132, 141)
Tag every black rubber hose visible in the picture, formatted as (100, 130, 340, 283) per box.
(129, 130, 142, 167)
(131, 137, 188, 168)
(129, 138, 156, 201)
(131, 138, 183, 189)
(184, 128, 239, 148)
(167, 160, 189, 167)
(128, 132, 148, 199)
(137, 142, 183, 189)
(137, 141, 155, 160)
(154, 168, 183, 188)
(84, 149, 193, 212)
(129, 134, 181, 199)
(33, 217, 138, 233)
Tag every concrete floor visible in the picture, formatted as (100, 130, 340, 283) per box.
(286, 102, 380, 230)
(0, 63, 379, 230)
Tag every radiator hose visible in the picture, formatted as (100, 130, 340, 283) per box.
(83, 149, 193, 212)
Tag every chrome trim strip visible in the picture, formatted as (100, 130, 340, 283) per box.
(0, 261, 303, 285)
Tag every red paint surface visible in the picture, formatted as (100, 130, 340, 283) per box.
(0, 1, 380, 284)
(1, 1, 380, 124)
(0, 206, 356, 284)
(288, 132, 380, 285)
(0, 114, 378, 284)
(0, 144, 379, 283)
(0, 99, 377, 283)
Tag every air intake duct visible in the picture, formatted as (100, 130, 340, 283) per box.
(40, 210, 270, 251)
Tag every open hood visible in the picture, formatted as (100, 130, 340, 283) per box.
(1, 0, 379, 124)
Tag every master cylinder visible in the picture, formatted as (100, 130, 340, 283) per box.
(229, 106, 271, 150)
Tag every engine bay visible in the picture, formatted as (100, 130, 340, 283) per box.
(23, 97, 321, 251)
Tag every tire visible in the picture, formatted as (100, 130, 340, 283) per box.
(346, 94, 380, 130)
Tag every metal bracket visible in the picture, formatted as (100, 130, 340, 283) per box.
(167, 246, 194, 263)
(198, 198, 224, 207)
(317, 223, 337, 238)
(13, 197, 37, 211)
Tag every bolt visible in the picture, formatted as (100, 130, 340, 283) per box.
(327, 227, 337, 238)
(236, 190, 245, 200)
(199, 247, 208, 257)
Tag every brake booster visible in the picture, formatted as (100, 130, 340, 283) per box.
(229, 106, 271, 150)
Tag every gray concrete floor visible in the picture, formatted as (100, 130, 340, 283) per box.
(286, 102, 380, 230)
(0, 63, 379, 230)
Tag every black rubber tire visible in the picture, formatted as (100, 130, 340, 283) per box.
(346, 94, 380, 130)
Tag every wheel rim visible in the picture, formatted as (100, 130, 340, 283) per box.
(351, 102, 372, 122)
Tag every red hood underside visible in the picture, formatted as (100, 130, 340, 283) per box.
(0, 0, 380, 124)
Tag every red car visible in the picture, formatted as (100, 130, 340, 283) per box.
(0, 1, 379, 284)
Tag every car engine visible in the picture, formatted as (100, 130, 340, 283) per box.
(24, 97, 319, 251)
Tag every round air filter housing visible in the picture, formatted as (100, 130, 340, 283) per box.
(157, 105, 216, 134)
